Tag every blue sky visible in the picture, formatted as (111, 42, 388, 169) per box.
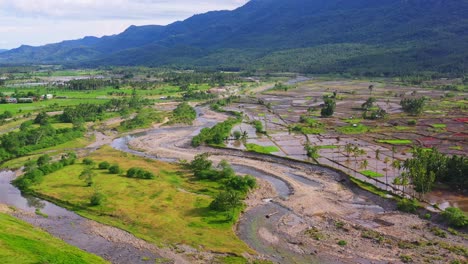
(0, 0, 248, 49)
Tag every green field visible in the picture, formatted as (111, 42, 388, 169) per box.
(0, 98, 109, 115)
(246, 143, 280, 154)
(376, 139, 412, 145)
(28, 146, 252, 255)
(361, 170, 384, 178)
(0, 213, 107, 264)
(336, 124, 370, 134)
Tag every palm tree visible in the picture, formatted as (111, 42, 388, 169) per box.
(391, 159, 401, 194)
(375, 149, 380, 171)
(391, 146, 396, 160)
(384, 157, 390, 190)
(368, 85, 374, 95)
(360, 160, 369, 171)
(352, 146, 366, 177)
(345, 143, 353, 162)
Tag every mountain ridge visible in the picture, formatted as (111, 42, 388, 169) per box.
(1, 0, 468, 75)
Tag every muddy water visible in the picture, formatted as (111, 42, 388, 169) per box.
(0, 170, 163, 264)
(426, 189, 468, 212)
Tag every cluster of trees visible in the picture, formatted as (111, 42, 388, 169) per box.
(126, 167, 155, 179)
(60, 104, 106, 123)
(209, 96, 238, 112)
(321, 96, 336, 117)
(189, 154, 256, 217)
(192, 117, 241, 147)
(14, 153, 77, 190)
(163, 72, 241, 87)
(291, 116, 324, 135)
(120, 108, 163, 131)
(0, 121, 84, 161)
(182, 91, 215, 101)
(60, 96, 152, 124)
(252, 120, 264, 134)
(63, 79, 119, 90)
(402, 147, 467, 197)
(400, 98, 426, 115)
(170, 102, 197, 124)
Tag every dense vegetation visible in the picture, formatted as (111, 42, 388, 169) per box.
(1, 0, 468, 76)
(170, 102, 197, 124)
(400, 98, 427, 115)
(119, 108, 163, 131)
(0, 122, 83, 161)
(402, 148, 467, 196)
(192, 117, 241, 147)
(14, 153, 77, 190)
(189, 154, 256, 217)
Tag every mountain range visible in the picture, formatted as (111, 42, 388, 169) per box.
(1, 0, 468, 75)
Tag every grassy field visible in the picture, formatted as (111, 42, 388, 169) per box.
(376, 139, 413, 145)
(246, 143, 280, 154)
(29, 146, 252, 255)
(361, 170, 384, 178)
(0, 213, 107, 264)
(336, 124, 370, 134)
(0, 98, 109, 115)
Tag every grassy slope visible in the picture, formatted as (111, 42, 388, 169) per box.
(0, 213, 107, 264)
(30, 146, 252, 255)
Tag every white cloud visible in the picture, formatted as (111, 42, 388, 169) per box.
(0, 0, 249, 49)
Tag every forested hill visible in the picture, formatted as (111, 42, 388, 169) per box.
(0, 50, 7, 53)
(1, 0, 468, 75)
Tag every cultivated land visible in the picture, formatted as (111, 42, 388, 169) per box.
(0, 69, 466, 263)
(224, 78, 467, 210)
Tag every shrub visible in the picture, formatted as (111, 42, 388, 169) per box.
(407, 120, 417, 126)
(442, 207, 468, 228)
(83, 158, 95, 166)
(400, 255, 413, 263)
(37, 154, 51, 166)
(397, 198, 419, 213)
(98, 161, 110, 170)
(108, 165, 121, 174)
(126, 167, 155, 179)
(233, 130, 242, 140)
(337, 240, 347, 246)
(90, 192, 104, 206)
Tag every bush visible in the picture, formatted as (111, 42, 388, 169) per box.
(337, 240, 347, 246)
(407, 120, 417, 126)
(98, 161, 110, 170)
(442, 207, 468, 228)
(108, 165, 121, 174)
(90, 192, 104, 206)
(397, 199, 419, 213)
(37, 154, 51, 166)
(126, 167, 155, 179)
(82, 158, 95, 166)
(400, 255, 413, 263)
(233, 130, 242, 140)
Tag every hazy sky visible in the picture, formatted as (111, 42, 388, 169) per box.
(0, 0, 249, 49)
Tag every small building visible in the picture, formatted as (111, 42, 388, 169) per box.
(5, 98, 17, 104)
(41, 94, 54, 100)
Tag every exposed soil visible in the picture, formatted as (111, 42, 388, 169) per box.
(125, 106, 468, 264)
